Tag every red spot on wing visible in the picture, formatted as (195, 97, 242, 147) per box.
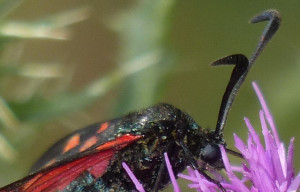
(63, 134, 80, 153)
(79, 136, 98, 152)
(91, 134, 142, 177)
(97, 122, 109, 133)
(96, 134, 142, 151)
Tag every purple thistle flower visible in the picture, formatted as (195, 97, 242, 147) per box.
(122, 162, 145, 192)
(231, 82, 300, 191)
(164, 152, 181, 192)
(180, 82, 300, 191)
(123, 82, 300, 191)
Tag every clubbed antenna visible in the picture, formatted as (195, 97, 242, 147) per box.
(213, 10, 281, 136)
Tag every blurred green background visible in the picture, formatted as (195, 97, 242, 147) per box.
(0, 1, 299, 191)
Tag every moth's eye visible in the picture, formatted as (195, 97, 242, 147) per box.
(201, 144, 221, 164)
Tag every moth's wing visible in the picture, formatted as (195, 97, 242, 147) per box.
(0, 135, 142, 192)
(31, 121, 119, 172)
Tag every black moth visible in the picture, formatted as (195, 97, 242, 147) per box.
(0, 10, 280, 192)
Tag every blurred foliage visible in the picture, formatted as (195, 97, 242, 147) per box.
(112, 1, 175, 114)
(0, 1, 93, 183)
(0, 1, 299, 191)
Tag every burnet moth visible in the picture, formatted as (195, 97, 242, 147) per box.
(0, 10, 280, 192)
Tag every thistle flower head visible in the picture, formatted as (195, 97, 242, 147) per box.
(179, 82, 300, 191)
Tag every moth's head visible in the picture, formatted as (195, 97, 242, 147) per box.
(200, 142, 224, 169)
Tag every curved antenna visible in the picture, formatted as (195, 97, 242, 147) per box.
(213, 10, 281, 136)
(211, 54, 249, 136)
